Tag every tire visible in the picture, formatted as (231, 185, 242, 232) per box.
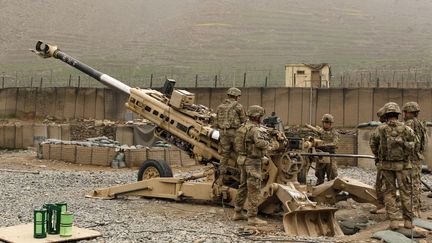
(137, 159, 173, 181)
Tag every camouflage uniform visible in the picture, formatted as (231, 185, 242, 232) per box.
(403, 102, 428, 216)
(315, 114, 340, 185)
(369, 102, 418, 229)
(371, 107, 386, 207)
(234, 105, 269, 225)
(215, 87, 246, 182)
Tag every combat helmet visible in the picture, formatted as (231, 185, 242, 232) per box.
(402, 101, 420, 113)
(247, 105, 265, 117)
(383, 102, 401, 114)
(376, 107, 385, 118)
(321, 114, 334, 123)
(227, 87, 241, 97)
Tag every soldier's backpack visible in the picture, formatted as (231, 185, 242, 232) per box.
(235, 124, 252, 154)
(383, 124, 406, 161)
(216, 100, 239, 129)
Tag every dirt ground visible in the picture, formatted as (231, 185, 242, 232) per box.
(1, 150, 432, 242)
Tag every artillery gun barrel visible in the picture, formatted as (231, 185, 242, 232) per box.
(32, 41, 131, 95)
(32, 41, 221, 163)
(300, 153, 375, 159)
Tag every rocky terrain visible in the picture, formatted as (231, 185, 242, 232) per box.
(1, 150, 432, 242)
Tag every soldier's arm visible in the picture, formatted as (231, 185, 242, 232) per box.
(252, 127, 270, 149)
(214, 106, 220, 128)
(404, 119, 415, 131)
(306, 124, 323, 137)
(332, 130, 340, 146)
(237, 104, 247, 124)
(369, 129, 380, 156)
(404, 126, 418, 153)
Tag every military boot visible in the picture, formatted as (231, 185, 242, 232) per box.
(404, 220, 414, 229)
(370, 205, 386, 214)
(248, 217, 267, 226)
(233, 208, 247, 221)
(389, 220, 399, 230)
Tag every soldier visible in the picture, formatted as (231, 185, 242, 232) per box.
(233, 105, 269, 226)
(402, 101, 428, 217)
(369, 102, 418, 230)
(307, 114, 340, 185)
(370, 106, 387, 214)
(215, 87, 246, 184)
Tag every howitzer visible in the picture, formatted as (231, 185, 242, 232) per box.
(32, 41, 378, 237)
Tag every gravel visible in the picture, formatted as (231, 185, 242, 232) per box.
(2, 151, 432, 242)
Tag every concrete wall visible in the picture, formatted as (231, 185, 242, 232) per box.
(41, 144, 196, 168)
(1, 87, 432, 127)
(0, 123, 70, 149)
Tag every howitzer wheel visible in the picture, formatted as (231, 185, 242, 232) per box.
(137, 159, 173, 181)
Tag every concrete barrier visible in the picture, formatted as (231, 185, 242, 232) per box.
(124, 148, 147, 168)
(0, 126, 4, 147)
(4, 125, 16, 148)
(61, 145, 76, 163)
(49, 144, 62, 160)
(91, 147, 111, 166)
(76, 146, 92, 165)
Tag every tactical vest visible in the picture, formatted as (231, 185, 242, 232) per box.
(381, 124, 406, 161)
(216, 99, 241, 129)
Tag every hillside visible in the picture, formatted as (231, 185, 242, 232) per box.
(1, 0, 432, 86)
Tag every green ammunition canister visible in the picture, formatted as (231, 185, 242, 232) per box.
(33, 208, 47, 238)
(59, 212, 74, 237)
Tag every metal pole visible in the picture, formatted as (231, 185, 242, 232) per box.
(150, 74, 153, 88)
(243, 72, 246, 87)
(31, 76, 33, 88)
(309, 86, 313, 124)
(195, 74, 198, 88)
(78, 76, 81, 88)
(214, 75, 218, 88)
(1, 72, 4, 88)
(68, 74, 72, 87)
(265, 76, 268, 87)
(40, 77, 43, 89)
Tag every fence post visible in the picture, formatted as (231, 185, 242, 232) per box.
(150, 74, 153, 88)
(265, 76, 268, 87)
(68, 74, 72, 87)
(30, 76, 33, 88)
(214, 75, 218, 88)
(243, 72, 246, 87)
(2, 72, 4, 88)
(15, 71, 18, 87)
(78, 76, 81, 88)
(195, 74, 198, 87)
(40, 77, 43, 89)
